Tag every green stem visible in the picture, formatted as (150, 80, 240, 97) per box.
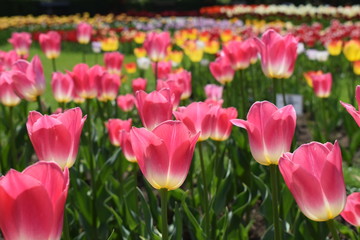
(63, 207, 71, 240)
(51, 58, 57, 72)
(326, 219, 340, 240)
(198, 142, 210, 238)
(270, 165, 282, 240)
(82, 49, 86, 63)
(320, 98, 328, 141)
(281, 78, 287, 106)
(239, 70, 247, 118)
(37, 96, 43, 112)
(8, 106, 16, 169)
(160, 188, 169, 240)
(272, 78, 277, 104)
(154, 61, 158, 90)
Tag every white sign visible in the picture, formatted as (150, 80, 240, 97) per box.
(276, 94, 303, 115)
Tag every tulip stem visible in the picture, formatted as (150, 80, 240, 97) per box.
(8, 106, 16, 169)
(326, 219, 340, 240)
(272, 78, 277, 104)
(270, 165, 282, 240)
(198, 142, 210, 238)
(280, 79, 287, 106)
(51, 58, 57, 72)
(37, 96, 43, 113)
(63, 207, 71, 240)
(154, 61, 158, 89)
(239, 70, 247, 118)
(160, 188, 169, 240)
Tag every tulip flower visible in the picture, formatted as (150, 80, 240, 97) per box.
(157, 79, 183, 109)
(2, 50, 20, 71)
(143, 32, 171, 62)
(173, 102, 213, 141)
(12, 55, 45, 101)
(166, 70, 192, 100)
(134, 31, 146, 44)
(104, 52, 124, 75)
(204, 84, 223, 102)
(0, 71, 21, 106)
(101, 37, 119, 52)
(137, 57, 151, 70)
(8, 32, 32, 58)
(132, 78, 147, 93)
(91, 41, 102, 53)
(326, 40, 342, 56)
(68, 63, 100, 99)
(279, 141, 346, 221)
(152, 61, 172, 80)
(254, 29, 298, 79)
(135, 89, 173, 130)
(311, 72, 332, 98)
(343, 40, 360, 62)
(223, 39, 253, 70)
(209, 56, 235, 85)
(169, 50, 184, 67)
(204, 40, 220, 54)
(117, 94, 135, 112)
(340, 85, 360, 127)
(231, 101, 296, 165)
(125, 62, 137, 74)
(97, 73, 120, 102)
(51, 72, 74, 103)
(26, 107, 86, 169)
(210, 106, 238, 141)
(340, 192, 360, 227)
(119, 130, 136, 162)
(303, 70, 323, 87)
(130, 120, 199, 190)
(76, 22, 92, 44)
(106, 118, 132, 147)
(0, 161, 69, 240)
(354, 61, 360, 75)
(185, 47, 204, 62)
(39, 31, 61, 59)
(134, 47, 147, 58)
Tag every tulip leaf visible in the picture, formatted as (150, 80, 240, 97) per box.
(136, 187, 153, 238)
(182, 197, 205, 240)
(174, 202, 183, 240)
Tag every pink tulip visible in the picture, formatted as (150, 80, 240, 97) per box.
(143, 32, 171, 62)
(231, 101, 296, 165)
(8, 32, 32, 58)
(2, 50, 20, 71)
(0, 71, 21, 106)
(254, 29, 298, 79)
(130, 120, 199, 190)
(117, 94, 135, 112)
(68, 63, 101, 99)
(210, 106, 238, 141)
(223, 39, 253, 70)
(97, 72, 120, 102)
(209, 56, 235, 85)
(132, 78, 147, 93)
(312, 73, 332, 98)
(279, 141, 346, 221)
(106, 118, 132, 147)
(173, 102, 213, 141)
(104, 52, 124, 75)
(157, 79, 183, 109)
(135, 89, 173, 130)
(119, 129, 137, 162)
(341, 85, 360, 127)
(51, 72, 74, 103)
(39, 31, 61, 59)
(341, 192, 360, 227)
(204, 84, 223, 106)
(0, 161, 69, 240)
(76, 22, 92, 44)
(166, 70, 192, 100)
(152, 61, 172, 80)
(12, 55, 45, 101)
(26, 107, 86, 169)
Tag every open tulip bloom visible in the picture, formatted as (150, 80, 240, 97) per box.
(341, 85, 360, 127)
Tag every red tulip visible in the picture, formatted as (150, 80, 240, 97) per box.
(132, 78, 147, 93)
(143, 32, 171, 62)
(8, 32, 32, 58)
(341, 192, 360, 227)
(210, 106, 238, 141)
(135, 89, 173, 130)
(209, 56, 235, 85)
(173, 102, 213, 141)
(76, 22, 92, 44)
(279, 141, 346, 221)
(26, 107, 86, 169)
(0, 161, 69, 240)
(222, 39, 253, 70)
(312, 72, 332, 98)
(231, 101, 296, 165)
(39, 31, 61, 59)
(12, 55, 45, 101)
(0, 71, 21, 106)
(152, 61, 172, 80)
(130, 120, 199, 190)
(97, 72, 120, 102)
(117, 94, 135, 112)
(105, 118, 132, 147)
(254, 29, 298, 79)
(341, 85, 360, 126)
(51, 72, 74, 103)
(104, 52, 124, 75)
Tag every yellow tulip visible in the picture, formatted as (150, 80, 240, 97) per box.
(343, 40, 360, 62)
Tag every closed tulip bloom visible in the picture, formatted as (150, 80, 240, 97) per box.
(0, 71, 21, 106)
(326, 40, 342, 56)
(204, 84, 223, 101)
(51, 72, 74, 103)
(26, 107, 86, 169)
(68, 63, 99, 99)
(279, 141, 346, 221)
(0, 162, 69, 240)
(104, 52, 124, 75)
(3, 50, 21, 71)
(117, 94, 135, 112)
(166, 70, 192, 100)
(231, 101, 296, 165)
(311, 72, 332, 98)
(303, 70, 323, 87)
(137, 57, 151, 70)
(106, 118, 132, 147)
(341, 192, 360, 227)
(12, 55, 45, 101)
(343, 40, 360, 62)
(39, 31, 61, 59)
(134, 47, 147, 58)
(135, 89, 173, 130)
(152, 61, 172, 80)
(143, 32, 171, 62)
(76, 22, 92, 44)
(134, 31, 146, 44)
(209, 57, 235, 85)
(130, 120, 199, 190)
(157, 79, 183, 109)
(210, 106, 238, 141)
(97, 73, 120, 102)
(119, 129, 137, 162)
(254, 29, 298, 79)
(340, 85, 360, 127)
(125, 62, 137, 74)
(8, 32, 32, 58)
(132, 78, 147, 94)
(223, 40, 253, 70)
(173, 102, 213, 141)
